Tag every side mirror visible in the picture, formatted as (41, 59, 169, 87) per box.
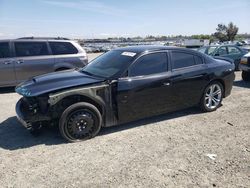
(214, 53, 220, 56)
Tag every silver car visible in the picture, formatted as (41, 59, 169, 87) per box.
(0, 38, 88, 87)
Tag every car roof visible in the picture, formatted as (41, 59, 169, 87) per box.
(0, 39, 11, 42)
(115, 45, 193, 53)
(204, 44, 239, 48)
(0, 39, 74, 42)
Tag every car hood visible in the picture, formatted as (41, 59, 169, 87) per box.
(16, 69, 105, 97)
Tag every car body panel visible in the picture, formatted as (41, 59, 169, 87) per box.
(0, 57, 16, 86)
(0, 41, 16, 86)
(14, 55, 55, 84)
(16, 70, 105, 97)
(116, 72, 175, 123)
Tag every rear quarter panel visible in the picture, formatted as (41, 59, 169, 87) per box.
(207, 58, 235, 97)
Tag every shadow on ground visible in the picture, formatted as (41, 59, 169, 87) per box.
(0, 87, 15, 94)
(0, 107, 201, 151)
(234, 80, 250, 88)
(0, 117, 65, 150)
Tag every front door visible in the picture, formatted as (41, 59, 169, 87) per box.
(116, 52, 175, 123)
(0, 42, 16, 86)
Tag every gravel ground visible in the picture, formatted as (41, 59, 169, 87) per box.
(0, 53, 249, 188)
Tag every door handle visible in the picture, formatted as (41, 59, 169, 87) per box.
(163, 82, 171, 86)
(120, 95, 128, 103)
(3, 61, 12, 65)
(16, 60, 24, 64)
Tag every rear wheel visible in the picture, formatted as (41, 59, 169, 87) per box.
(59, 102, 102, 142)
(200, 82, 223, 112)
(242, 71, 250, 81)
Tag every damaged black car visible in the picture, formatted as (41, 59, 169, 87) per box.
(16, 46, 235, 142)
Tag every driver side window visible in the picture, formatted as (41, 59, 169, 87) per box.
(129, 52, 168, 77)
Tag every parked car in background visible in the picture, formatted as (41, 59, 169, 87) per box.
(15, 46, 235, 142)
(198, 45, 247, 70)
(0, 37, 88, 87)
(239, 52, 250, 81)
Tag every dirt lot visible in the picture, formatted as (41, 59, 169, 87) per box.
(0, 53, 249, 188)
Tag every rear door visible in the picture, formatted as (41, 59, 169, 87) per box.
(14, 41, 54, 83)
(0, 41, 16, 86)
(227, 46, 243, 68)
(49, 41, 85, 69)
(169, 51, 209, 108)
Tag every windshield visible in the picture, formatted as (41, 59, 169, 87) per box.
(82, 50, 136, 78)
(198, 47, 207, 54)
(198, 46, 218, 55)
(207, 46, 218, 55)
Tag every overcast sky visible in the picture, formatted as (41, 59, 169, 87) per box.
(0, 0, 249, 39)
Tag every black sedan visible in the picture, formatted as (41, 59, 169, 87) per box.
(15, 46, 235, 142)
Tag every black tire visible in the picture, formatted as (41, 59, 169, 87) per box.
(200, 81, 224, 112)
(59, 102, 102, 142)
(242, 71, 250, 81)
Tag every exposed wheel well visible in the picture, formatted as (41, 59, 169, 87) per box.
(55, 95, 104, 117)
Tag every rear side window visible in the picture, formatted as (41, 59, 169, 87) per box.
(228, 46, 241, 54)
(129, 53, 168, 77)
(172, 52, 196, 69)
(15, 42, 49, 57)
(197, 47, 206, 54)
(49, 42, 78, 55)
(0, 42, 11, 58)
(207, 47, 217, 55)
(194, 55, 203, 65)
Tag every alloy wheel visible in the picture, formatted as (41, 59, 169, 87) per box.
(205, 84, 222, 110)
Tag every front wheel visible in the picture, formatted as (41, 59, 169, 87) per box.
(200, 82, 224, 112)
(59, 102, 102, 142)
(242, 71, 250, 81)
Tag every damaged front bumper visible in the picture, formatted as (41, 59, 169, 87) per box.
(15, 98, 51, 130)
(16, 99, 32, 129)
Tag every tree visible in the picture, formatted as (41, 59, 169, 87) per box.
(213, 22, 239, 42)
(191, 34, 211, 40)
(226, 22, 238, 41)
(214, 24, 228, 42)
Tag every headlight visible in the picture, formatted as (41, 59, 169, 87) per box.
(240, 57, 248, 65)
(16, 86, 31, 96)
